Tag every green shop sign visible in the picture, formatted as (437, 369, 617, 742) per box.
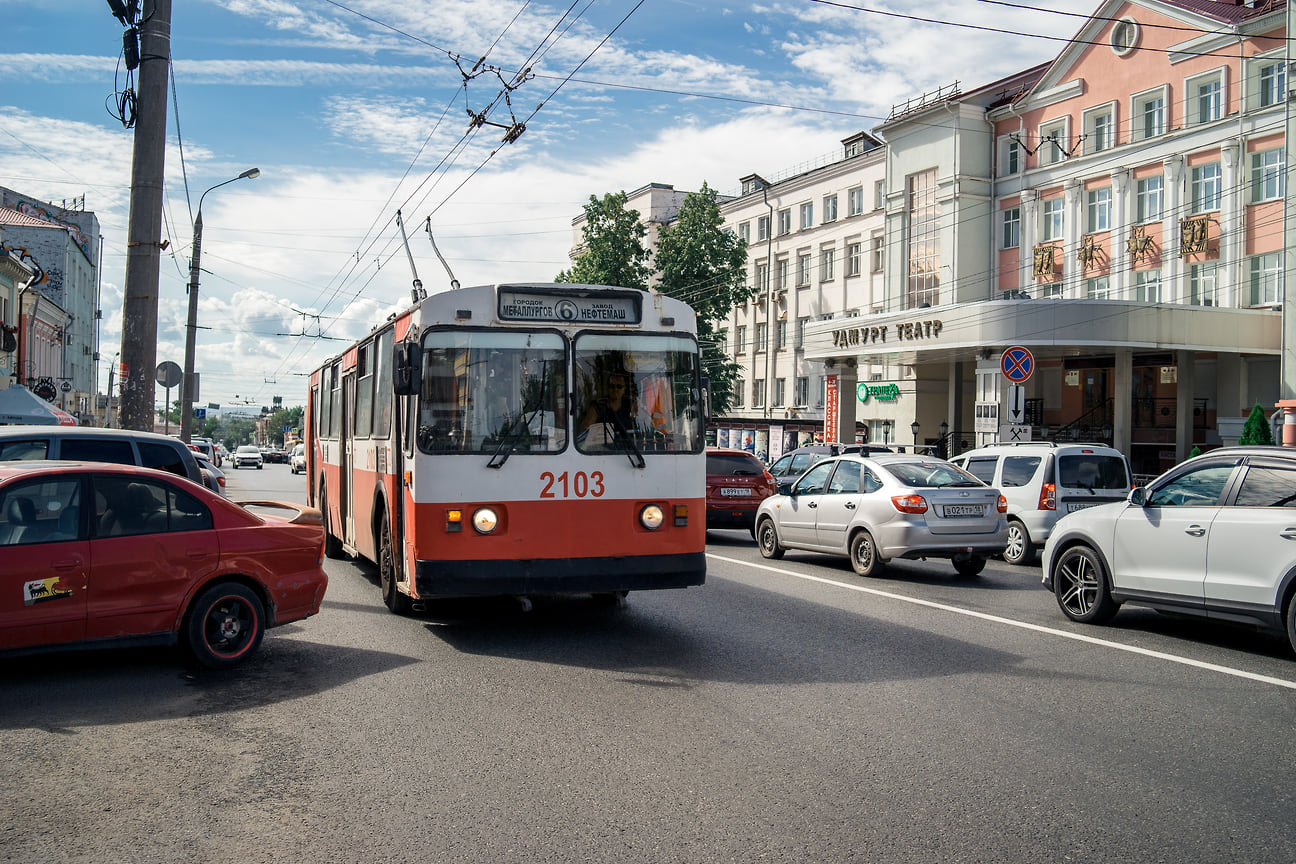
(857, 382, 900, 403)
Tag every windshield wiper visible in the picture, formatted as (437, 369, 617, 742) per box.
(487, 362, 550, 470)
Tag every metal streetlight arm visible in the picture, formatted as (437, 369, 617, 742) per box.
(179, 168, 259, 443)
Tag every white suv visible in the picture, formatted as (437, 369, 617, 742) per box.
(949, 442, 1131, 566)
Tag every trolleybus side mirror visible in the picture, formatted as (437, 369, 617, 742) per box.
(699, 378, 711, 426)
(394, 341, 421, 396)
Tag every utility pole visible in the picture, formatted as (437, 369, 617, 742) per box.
(117, 0, 172, 432)
(1279, 0, 1296, 445)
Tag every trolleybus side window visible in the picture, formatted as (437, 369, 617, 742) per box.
(374, 329, 393, 438)
(417, 330, 567, 454)
(573, 333, 704, 455)
(355, 342, 373, 438)
(328, 361, 342, 438)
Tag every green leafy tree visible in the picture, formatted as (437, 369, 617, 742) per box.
(556, 191, 651, 289)
(1238, 402, 1274, 445)
(266, 406, 304, 447)
(652, 183, 753, 415)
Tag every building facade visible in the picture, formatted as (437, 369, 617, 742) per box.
(799, 0, 1286, 476)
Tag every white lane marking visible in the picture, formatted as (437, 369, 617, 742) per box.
(707, 553, 1296, 691)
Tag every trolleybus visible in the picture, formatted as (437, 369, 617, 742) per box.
(305, 282, 707, 613)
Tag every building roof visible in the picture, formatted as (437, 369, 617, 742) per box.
(1161, 0, 1284, 24)
(0, 207, 63, 229)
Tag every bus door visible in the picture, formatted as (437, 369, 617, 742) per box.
(341, 370, 354, 546)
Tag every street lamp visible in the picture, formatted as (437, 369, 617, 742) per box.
(910, 419, 920, 451)
(180, 167, 260, 444)
(939, 419, 950, 458)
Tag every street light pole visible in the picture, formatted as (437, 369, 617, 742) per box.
(179, 168, 259, 444)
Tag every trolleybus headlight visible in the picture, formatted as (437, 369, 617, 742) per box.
(472, 507, 499, 534)
(640, 504, 665, 531)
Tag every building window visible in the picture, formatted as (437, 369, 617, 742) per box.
(777, 208, 792, 236)
(1002, 207, 1020, 249)
(1086, 187, 1111, 233)
(1191, 162, 1221, 213)
(1249, 253, 1283, 306)
(776, 257, 789, 290)
(1085, 275, 1112, 299)
(1136, 175, 1163, 222)
(874, 180, 885, 210)
(1135, 91, 1165, 140)
(1002, 137, 1021, 175)
(1110, 17, 1139, 54)
(776, 319, 787, 349)
(755, 322, 767, 351)
(1258, 59, 1287, 108)
(794, 376, 809, 407)
(752, 379, 765, 408)
(799, 202, 814, 230)
(1043, 197, 1065, 241)
(757, 215, 769, 241)
(871, 234, 884, 272)
(738, 222, 750, 244)
(796, 252, 811, 287)
(733, 378, 744, 408)
(796, 316, 809, 346)
(1084, 106, 1115, 154)
(820, 247, 835, 282)
(823, 195, 838, 222)
(734, 325, 746, 355)
(848, 186, 864, 216)
(1187, 70, 1225, 125)
(1134, 269, 1161, 302)
(906, 168, 940, 308)
(1038, 119, 1069, 165)
(1251, 149, 1285, 202)
(1189, 262, 1217, 306)
(773, 378, 786, 407)
(846, 242, 862, 277)
(755, 262, 769, 292)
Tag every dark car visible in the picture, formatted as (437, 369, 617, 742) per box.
(0, 460, 328, 667)
(0, 425, 206, 488)
(705, 447, 777, 535)
(768, 443, 892, 480)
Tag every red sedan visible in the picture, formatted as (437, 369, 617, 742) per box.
(0, 461, 328, 667)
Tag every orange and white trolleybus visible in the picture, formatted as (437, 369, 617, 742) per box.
(305, 282, 707, 613)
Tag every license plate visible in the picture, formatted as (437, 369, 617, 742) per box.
(1067, 502, 1098, 513)
(720, 487, 753, 497)
(942, 505, 984, 517)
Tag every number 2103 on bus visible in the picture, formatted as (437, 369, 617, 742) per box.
(306, 282, 709, 614)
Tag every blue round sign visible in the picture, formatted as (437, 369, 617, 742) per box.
(1001, 346, 1034, 382)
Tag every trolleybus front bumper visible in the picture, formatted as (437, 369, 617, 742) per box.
(414, 552, 705, 598)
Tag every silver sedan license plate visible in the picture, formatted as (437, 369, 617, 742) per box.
(943, 504, 984, 517)
(721, 487, 753, 497)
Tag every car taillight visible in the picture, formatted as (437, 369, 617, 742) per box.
(891, 494, 928, 514)
(1038, 482, 1055, 510)
(997, 494, 1008, 513)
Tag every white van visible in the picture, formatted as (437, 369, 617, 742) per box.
(949, 442, 1131, 566)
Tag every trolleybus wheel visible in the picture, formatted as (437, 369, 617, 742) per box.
(379, 512, 412, 615)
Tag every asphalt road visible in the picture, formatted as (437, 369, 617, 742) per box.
(3, 463, 1294, 863)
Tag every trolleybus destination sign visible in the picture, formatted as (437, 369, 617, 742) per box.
(498, 289, 641, 324)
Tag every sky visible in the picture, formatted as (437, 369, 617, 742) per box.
(0, 0, 1097, 413)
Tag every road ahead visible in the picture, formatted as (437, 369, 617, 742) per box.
(3, 463, 1294, 863)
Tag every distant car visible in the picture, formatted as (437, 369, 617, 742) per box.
(289, 442, 307, 475)
(756, 453, 1008, 579)
(949, 442, 1131, 566)
(1042, 446, 1296, 654)
(0, 460, 327, 667)
(189, 436, 219, 468)
(705, 447, 777, 535)
(0, 425, 205, 488)
(767, 443, 893, 481)
(233, 445, 263, 469)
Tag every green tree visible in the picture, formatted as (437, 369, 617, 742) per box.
(266, 406, 304, 447)
(1238, 402, 1274, 445)
(556, 191, 651, 289)
(652, 183, 753, 415)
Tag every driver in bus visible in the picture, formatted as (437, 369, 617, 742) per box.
(577, 371, 638, 448)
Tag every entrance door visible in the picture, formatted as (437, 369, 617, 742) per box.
(341, 372, 354, 545)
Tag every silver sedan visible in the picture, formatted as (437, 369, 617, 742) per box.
(755, 453, 1008, 578)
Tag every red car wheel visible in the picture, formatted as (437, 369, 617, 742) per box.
(185, 582, 266, 668)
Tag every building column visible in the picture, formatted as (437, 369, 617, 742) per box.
(1064, 179, 1083, 298)
(1163, 155, 1185, 301)
(1110, 168, 1130, 298)
(835, 360, 859, 444)
(1219, 140, 1242, 307)
(1216, 354, 1245, 418)
(946, 359, 966, 454)
(1176, 349, 1195, 461)
(1113, 349, 1132, 456)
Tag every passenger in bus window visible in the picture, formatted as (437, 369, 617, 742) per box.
(577, 371, 639, 448)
